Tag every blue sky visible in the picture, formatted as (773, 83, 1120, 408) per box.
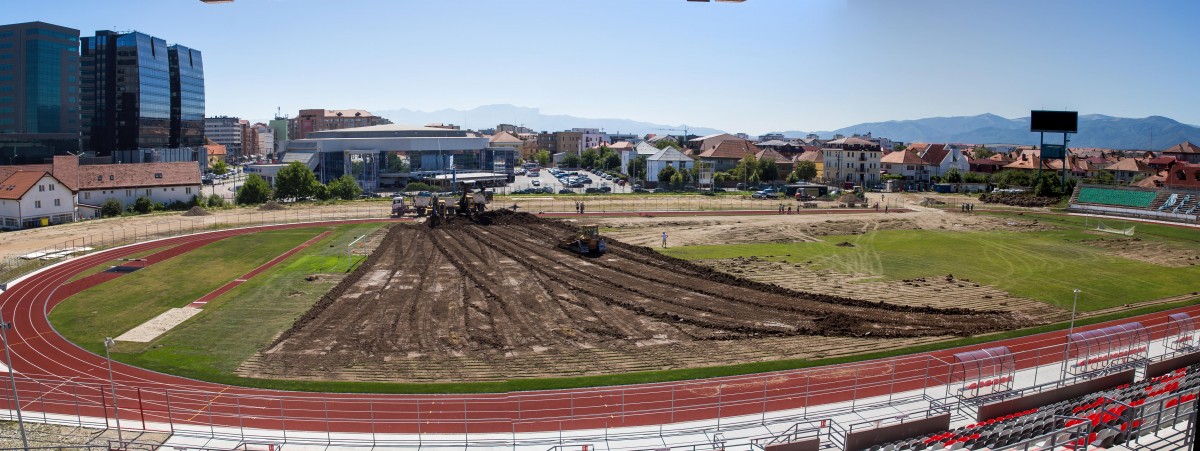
(9, 0, 1199, 133)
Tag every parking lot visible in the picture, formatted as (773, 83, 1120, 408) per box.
(505, 167, 629, 195)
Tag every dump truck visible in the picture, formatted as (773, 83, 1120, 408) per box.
(390, 196, 410, 217)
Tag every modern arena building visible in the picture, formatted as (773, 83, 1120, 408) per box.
(246, 124, 516, 192)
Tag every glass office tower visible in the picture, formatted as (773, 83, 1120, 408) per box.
(82, 31, 201, 158)
(0, 21, 81, 164)
(168, 45, 204, 148)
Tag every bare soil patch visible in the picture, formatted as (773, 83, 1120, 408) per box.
(1081, 235, 1200, 268)
(599, 209, 1056, 248)
(240, 211, 1028, 382)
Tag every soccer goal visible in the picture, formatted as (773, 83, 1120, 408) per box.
(1094, 218, 1135, 236)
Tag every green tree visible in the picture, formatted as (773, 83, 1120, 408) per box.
(972, 146, 997, 159)
(658, 165, 678, 186)
(580, 148, 599, 168)
(786, 170, 800, 184)
(893, 143, 906, 152)
(629, 156, 648, 181)
(734, 154, 760, 184)
(237, 174, 272, 205)
(991, 170, 1032, 189)
(313, 183, 333, 201)
(101, 198, 123, 217)
(669, 171, 685, 190)
(561, 152, 582, 168)
(944, 168, 964, 184)
(206, 193, 226, 208)
(328, 174, 363, 200)
(211, 160, 229, 176)
(653, 138, 677, 150)
(793, 160, 818, 182)
(963, 172, 988, 183)
(534, 149, 551, 167)
(274, 161, 318, 200)
(602, 152, 622, 172)
(386, 153, 409, 173)
(133, 196, 154, 214)
(759, 159, 780, 183)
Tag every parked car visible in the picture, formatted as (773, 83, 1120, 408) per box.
(752, 188, 779, 199)
(531, 180, 541, 186)
(558, 188, 575, 194)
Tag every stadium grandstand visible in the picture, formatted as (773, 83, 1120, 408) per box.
(1069, 184, 1200, 223)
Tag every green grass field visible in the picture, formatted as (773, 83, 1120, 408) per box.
(662, 213, 1200, 311)
(49, 223, 386, 371)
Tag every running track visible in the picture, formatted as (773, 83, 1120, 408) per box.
(0, 219, 1198, 436)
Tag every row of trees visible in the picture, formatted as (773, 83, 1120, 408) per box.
(235, 161, 364, 205)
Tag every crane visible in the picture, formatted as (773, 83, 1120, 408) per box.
(655, 125, 691, 148)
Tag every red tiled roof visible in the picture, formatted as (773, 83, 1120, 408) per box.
(754, 148, 790, 164)
(697, 140, 759, 160)
(76, 162, 201, 190)
(1105, 158, 1150, 172)
(793, 150, 822, 162)
(0, 171, 54, 200)
(881, 150, 926, 165)
(1162, 141, 1200, 155)
(488, 131, 522, 144)
(1148, 156, 1177, 165)
(920, 144, 950, 165)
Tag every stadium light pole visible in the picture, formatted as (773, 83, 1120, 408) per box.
(1067, 289, 1081, 338)
(104, 337, 124, 447)
(0, 310, 29, 450)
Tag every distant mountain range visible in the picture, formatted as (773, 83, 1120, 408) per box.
(373, 104, 724, 137)
(372, 104, 1199, 150)
(772, 113, 1200, 150)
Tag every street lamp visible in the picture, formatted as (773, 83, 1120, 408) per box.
(1067, 289, 1082, 337)
(0, 311, 29, 450)
(103, 337, 124, 447)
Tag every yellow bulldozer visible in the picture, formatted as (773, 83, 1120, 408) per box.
(559, 225, 607, 256)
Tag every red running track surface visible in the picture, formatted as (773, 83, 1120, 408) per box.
(0, 219, 1198, 435)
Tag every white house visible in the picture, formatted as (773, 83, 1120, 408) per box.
(621, 142, 661, 175)
(646, 146, 695, 183)
(75, 162, 203, 217)
(917, 144, 970, 178)
(880, 150, 931, 183)
(0, 171, 76, 230)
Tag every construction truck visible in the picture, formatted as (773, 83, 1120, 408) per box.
(559, 225, 607, 256)
(413, 193, 434, 217)
(390, 196, 410, 217)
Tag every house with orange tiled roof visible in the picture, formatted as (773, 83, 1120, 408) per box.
(880, 150, 930, 183)
(1103, 158, 1153, 185)
(755, 148, 793, 175)
(694, 139, 759, 171)
(792, 150, 824, 181)
(1161, 141, 1200, 164)
(0, 171, 76, 230)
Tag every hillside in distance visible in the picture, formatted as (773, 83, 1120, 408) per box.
(773, 114, 1200, 150)
(373, 104, 724, 137)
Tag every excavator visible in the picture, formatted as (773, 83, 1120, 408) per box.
(456, 181, 489, 220)
(558, 225, 607, 256)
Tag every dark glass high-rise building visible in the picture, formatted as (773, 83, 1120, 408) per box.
(169, 45, 204, 148)
(0, 21, 81, 165)
(81, 31, 203, 157)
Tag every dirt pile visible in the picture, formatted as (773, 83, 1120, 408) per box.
(259, 201, 285, 211)
(181, 206, 210, 216)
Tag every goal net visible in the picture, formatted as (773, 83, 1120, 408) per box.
(1095, 219, 1135, 236)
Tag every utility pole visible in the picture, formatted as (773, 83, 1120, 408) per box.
(0, 311, 28, 450)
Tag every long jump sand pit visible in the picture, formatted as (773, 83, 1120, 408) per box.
(239, 211, 1029, 382)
